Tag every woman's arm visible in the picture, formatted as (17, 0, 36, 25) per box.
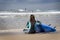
(26, 22, 29, 28)
(26, 21, 31, 29)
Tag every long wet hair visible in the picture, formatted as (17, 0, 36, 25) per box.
(30, 14, 36, 26)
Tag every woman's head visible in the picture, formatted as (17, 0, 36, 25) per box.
(30, 14, 36, 22)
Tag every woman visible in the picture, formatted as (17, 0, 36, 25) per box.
(23, 14, 44, 33)
(23, 14, 56, 34)
(28, 15, 36, 33)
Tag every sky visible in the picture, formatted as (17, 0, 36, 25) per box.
(0, 0, 60, 11)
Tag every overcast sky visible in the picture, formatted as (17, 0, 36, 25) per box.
(0, 0, 60, 11)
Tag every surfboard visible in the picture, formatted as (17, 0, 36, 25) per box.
(23, 23, 56, 33)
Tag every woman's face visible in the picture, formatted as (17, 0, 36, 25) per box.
(31, 16, 34, 20)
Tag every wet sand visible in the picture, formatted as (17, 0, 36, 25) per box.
(0, 32, 60, 40)
(0, 28, 59, 40)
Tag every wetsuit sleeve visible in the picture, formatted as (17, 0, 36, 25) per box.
(26, 22, 29, 28)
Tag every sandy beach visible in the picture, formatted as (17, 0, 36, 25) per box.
(0, 30, 60, 40)
(0, 13, 60, 40)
